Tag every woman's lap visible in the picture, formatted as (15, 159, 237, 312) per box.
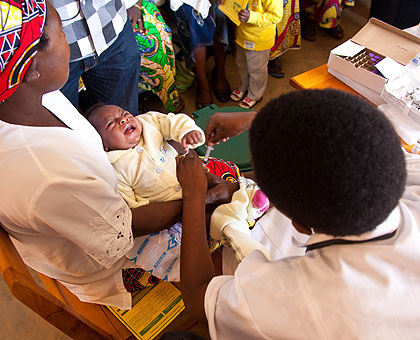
(123, 157, 242, 291)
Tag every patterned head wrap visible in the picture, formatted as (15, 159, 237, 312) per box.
(0, 0, 46, 101)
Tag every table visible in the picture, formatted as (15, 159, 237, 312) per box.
(289, 64, 413, 152)
(289, 64, 361, 95)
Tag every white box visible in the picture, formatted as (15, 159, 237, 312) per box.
(381, 74, 420, 127)
(327, 18, 420, 94)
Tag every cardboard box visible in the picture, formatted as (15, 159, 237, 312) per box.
(327, 18, 420, 94)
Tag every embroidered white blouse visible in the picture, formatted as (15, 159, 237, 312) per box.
(0, 90, 136, 310)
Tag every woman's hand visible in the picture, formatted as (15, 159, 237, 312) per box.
(205, 111, 257, 146)
(128, 1, 146, 34)
(176, 153, 208, 198)
(206, 173, 239, 206)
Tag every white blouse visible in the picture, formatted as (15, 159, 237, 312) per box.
(0, 90, 136, 310)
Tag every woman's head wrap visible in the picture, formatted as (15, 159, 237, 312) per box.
(0, 0, 46, 101)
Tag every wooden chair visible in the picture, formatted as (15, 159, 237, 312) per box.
(0, 226, 197, 340)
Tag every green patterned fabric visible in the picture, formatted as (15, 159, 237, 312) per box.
(135, 0, 180, 112)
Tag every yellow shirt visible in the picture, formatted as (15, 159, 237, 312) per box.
(107, 112, 205, 208)
(235, 0, 283, 51)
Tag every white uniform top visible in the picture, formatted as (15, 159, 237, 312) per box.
(205, 152, 420, 339)
(0, 90, 136, 310)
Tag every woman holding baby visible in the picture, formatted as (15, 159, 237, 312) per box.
(0, 0, 237, 310)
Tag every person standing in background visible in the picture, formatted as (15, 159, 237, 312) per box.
(229, 0, 283, 109)
(268, 0, 301, 78)
(51, 0, 141, 114)
(300, 0, 354, 41)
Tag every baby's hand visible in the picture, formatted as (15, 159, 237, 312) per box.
(238, 9, 250, 22)
(181, 130, 202, 149)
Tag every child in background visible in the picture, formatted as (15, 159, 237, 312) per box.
(230, 0, 283, 108)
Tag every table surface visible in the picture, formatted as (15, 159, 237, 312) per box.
(289, 64, 361, 95)
(289, 64, 412, 151)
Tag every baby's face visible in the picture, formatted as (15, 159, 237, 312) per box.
(89, 105, 142, 151)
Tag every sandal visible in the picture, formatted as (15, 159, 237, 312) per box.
(173, 96, 185, 113)
(268, 58, 285, 78)
(326, 24, 344, 39)
(196, 88, 213, 110)
(231, 89, 246, 102)
(212, 68, 231, 103)
(239, 96, 261, 109)
(196, 100, 213, 110)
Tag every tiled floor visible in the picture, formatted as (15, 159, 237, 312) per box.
(0, 1, 370, 339)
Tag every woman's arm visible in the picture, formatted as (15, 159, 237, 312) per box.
(130, 200, 183, 237)
(176, 154, 215, 325)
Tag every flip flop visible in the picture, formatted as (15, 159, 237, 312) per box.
(239, 96, 261, 109)
(212, 68, 231, 103)
(231, 89, 246, 102)
(196, 100, 213, 110)
(173, 96, 185, 113)
(196, 88, 213, 110)
(268, 58, 285, 78)
(325, 25, 344, 39)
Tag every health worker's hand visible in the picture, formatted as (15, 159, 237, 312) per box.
(205, 111, 257, 146)
(181, 130, 202, 149)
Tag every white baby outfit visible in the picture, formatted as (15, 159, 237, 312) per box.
(109, 111, 205, 281)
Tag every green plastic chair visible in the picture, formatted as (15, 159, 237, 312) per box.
(193, 104, 252, 172)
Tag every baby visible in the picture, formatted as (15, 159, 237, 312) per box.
(87, 104, 205, 207)
(87, 104, 270, 281)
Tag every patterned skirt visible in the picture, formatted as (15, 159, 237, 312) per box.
(270, 0, 302, 60)
(135, 0, 180, 112)
(301, 0, 355, 29)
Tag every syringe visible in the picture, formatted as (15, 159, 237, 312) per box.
(203, 145, 214, 163)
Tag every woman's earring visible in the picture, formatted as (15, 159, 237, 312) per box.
(35, 71, 40, 78)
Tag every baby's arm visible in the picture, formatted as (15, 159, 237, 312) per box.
(243, 0, 283, 26)
(143, 112, 205, 148)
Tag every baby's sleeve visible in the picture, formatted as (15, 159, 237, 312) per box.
(142, 111, 205, 147)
